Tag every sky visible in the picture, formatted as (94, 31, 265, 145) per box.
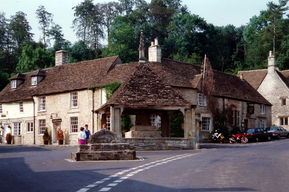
(0, 0, 282, 46)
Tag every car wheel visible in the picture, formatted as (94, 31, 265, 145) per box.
(267, 136, 271, 141)
(277, 134, 281, 139)
(287, 134, 289, 138)
(256, 137, 259, 142)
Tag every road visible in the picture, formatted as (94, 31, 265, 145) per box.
(0, 139, 288, 192)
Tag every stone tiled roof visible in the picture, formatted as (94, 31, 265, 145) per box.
(0, 55, 270, 106)
(212, 70, 271, 105)
(278, 70, 289, 87)
(237, 69, 268, 90)
(104, 64, 191, 107)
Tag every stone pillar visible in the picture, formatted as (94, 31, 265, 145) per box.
(114, 108, 122, 139)
(184, 109, 192, 139)
(110, 106, 115, 132)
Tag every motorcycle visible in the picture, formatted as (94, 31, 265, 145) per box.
(229, 132, 248, 144)
(211, 130, 225, 143)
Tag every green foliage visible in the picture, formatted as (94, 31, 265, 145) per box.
(105, 81, 122, 100)
(43, 127, 50, 141)
(0, 69, 9, 91)
(170, 113, 184, 137)
(36, 5, 53, 45)
(121, 115, 133, 132)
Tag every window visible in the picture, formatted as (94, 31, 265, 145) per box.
(282, 98, 286, 106)
(39, 120, 46, 134)
(280, 117, 288, 125)
(106, 115, 110, 130)
(70, 92, 78, 108)
(27, 122, 34, 132)
(11, 80, 16, 88)
(19, 102, 23, 113)
(0, 103, 2, 113)
(70, 117, 78, 133)
(150, 115, 161, 129)
(202, 117, 210, 131)
(261, 105, 265, 114)
(13, 122, 21, 136)
(39, 97, 46, 111)
(198, 93, 207, 106)
(232, 110, 240, 126)
(31, 76, 37, 85)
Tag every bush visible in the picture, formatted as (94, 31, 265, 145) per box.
(170, 113, 184, 137)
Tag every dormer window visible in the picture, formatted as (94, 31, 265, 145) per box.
(11, 80, 17, 89)
(32, 76, 37, 85)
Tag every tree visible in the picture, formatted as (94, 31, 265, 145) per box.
(47, 24, 66, 51)
(118, 0, 134, 15)
(72, 0, 95, 42)
(36, 5, 53, 46)
(100, 1, 122, 43)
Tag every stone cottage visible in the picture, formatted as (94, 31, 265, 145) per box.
(0, 33, 271, 146)
(238, 51, 289, 130)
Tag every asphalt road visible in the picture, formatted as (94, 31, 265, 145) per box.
(0, 139, 288, 192)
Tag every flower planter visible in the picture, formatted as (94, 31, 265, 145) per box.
(59, 140, 63, 145)
(7, 140, 11, 144)
(44, 140, 49, 145)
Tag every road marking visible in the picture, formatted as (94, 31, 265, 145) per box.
(77, 152, 204, 192)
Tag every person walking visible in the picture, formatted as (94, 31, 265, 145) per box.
(84, 124, 91, 144)
(78, 127, 86, 145)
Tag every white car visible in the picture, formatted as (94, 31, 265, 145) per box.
(265, 127, 289, 139)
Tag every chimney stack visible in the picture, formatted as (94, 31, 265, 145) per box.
(268, 51, 275, 73)
(55, 50, 68, 66)
(138, 30, 145, 63)
(148, 37, 161, 62)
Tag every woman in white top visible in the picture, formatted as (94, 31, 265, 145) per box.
(78, 127, 86, 144)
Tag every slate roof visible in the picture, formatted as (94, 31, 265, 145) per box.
(103, 64, 191, 107)
(0, 55, 270, 106)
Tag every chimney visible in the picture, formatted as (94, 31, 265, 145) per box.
(138, 30, 145, 63)
(55, 50, 68, 66)
(148, 37, 161, 62)
(268, 51, 275, 73)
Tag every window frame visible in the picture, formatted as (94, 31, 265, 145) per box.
(150, 115, 161, 129)
(39, 97, 46, 111)
(19, 102, 24, 113)
(39, 120, 46, 134)
(201, 117, 211, 131)
(0, 103, 2, 113)
(27, 122, 34, 132)
(261, 104, 265, 114)
(11, 80, 17, 89)
(13, 122, 21, 136)
(70, 92, 78, 108)
(70, 117, 78, 133)
(282, 98, 286, 106)
(31, 76, 37, 86)
(198, 93, 207, 106)
(106, 115, 110, 130)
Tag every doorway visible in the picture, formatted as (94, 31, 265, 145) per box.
(3, 124, 10, 143)
(53, 123, 61, 143)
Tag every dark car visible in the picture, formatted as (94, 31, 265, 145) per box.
(245, 128, 272, 142)
(265, 127, 289, 139)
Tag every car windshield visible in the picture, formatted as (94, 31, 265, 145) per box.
(247, 129, 255, 133)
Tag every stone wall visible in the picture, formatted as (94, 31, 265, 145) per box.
(121, 138, 194, 150)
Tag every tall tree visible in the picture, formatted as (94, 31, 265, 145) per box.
(118, 0, 135, 15)
(72, 0, 95, 42)
(47, 24, 66, 51)
(36, 5, 53, 46)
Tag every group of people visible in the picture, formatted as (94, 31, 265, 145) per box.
(77, 124, 107, 144)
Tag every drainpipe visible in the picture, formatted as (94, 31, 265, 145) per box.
(33, 98, 36, 145)
(92, 88, 95, 133)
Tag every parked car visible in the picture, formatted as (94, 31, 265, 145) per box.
(245, 128, 272, 142)
(265, 127, 289, 139)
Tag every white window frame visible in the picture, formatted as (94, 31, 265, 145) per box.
(198, 93, 207, 106)
(262, 120, 266, 129)
(39, 120, 46, 134)
(202, 117, 211, 131)
(27, 122, 34, 132)
(39, 97, 46, 111)
(0, 103, 2, 113)
(11, 80, 16, 88)
(70, 117, 78, 133)
(31, 76, 37, 85)
(232, 110, 240, 126)
(150, 115, 161, 129)
(70, 92, 78, 108)
(261, 104, 265, 114)
(19, 102, 23, 113)
(201, 114, 212, 131)
(106, 115, 110, 130)
(13, 122, 21, 136)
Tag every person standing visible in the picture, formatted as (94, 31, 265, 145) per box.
(84, 124, 91, 144)
(78, 127, 86, 145)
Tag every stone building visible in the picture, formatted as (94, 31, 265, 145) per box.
(238, 51, 289, 130)
(0, 35, 271, 147)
